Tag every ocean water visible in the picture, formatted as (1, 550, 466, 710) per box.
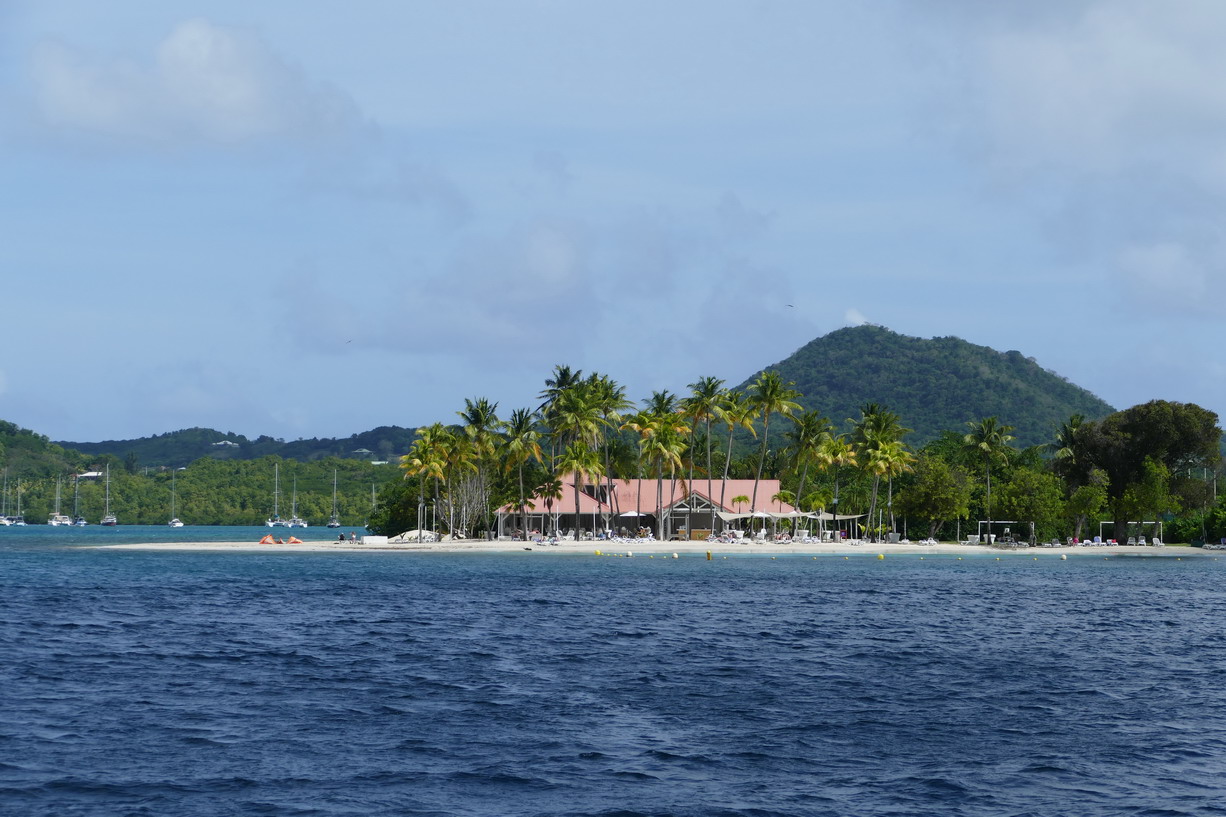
(3, 530, 1226, 816)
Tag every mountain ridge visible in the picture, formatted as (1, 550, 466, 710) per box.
(733, 325, 1115, 448)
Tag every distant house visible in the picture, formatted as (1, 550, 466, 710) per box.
(76, 471, 103, 480)
(351, 448, 375, 459)
(212, 440, 239, 448)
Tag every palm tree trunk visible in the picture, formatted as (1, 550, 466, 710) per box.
(867, 475, 880, 541)
(721, 425, 735, 512)
(751, 414, 771, 513)
(794, 461, 810, 536)
(518, 464, 527, 541)
(705, 419, 715, 534)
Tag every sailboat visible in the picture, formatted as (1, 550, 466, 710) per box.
(72, 474, 88, 525)
(266, 463, 287, 527)
(100, 464, 118, 526)
(48, 477, 73, 526)
(12, 479, 27, 525)
(168, 470, 184, 527)
(1, 469, 12, 526)
(287, 476, 309, 528)
(326, 469, 341, 528)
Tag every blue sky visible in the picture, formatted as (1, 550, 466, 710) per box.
(4, 1, 1226, 442)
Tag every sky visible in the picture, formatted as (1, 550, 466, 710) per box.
(3, 1, 1226, 443)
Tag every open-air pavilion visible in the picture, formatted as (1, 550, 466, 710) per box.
(495, 476, 865, 541)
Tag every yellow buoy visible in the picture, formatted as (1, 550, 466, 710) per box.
(706, 551, 712, 561)
(877, 554, 884, 560)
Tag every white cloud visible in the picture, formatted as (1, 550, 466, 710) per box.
(845, 308, 868, 326)
(28, 18, 365, 147)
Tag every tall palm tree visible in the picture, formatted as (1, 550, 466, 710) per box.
(816, 435, 856, 538)
(746, 371, 802, 514)
(587, 373, 635, 529)
(684, 376, 726, 533)
(963, 417, 1015, 544)
(556, 440, 604, 538)
(538, 365, 583, 468)
(625, 400, 689, 540)
(457, 397, 499, 534)
(718, 390, 757, 512)
(401, 423, 453, 538)
(551, 383, 602, 459)
(499, 408, 542, 540)
(401, 426, 446, 541)
(785, 409, 833, 534)
(850, 403, 909, 541)
(877, 439, 915, 536)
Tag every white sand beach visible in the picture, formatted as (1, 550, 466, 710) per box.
(95, 538, 1213, 557)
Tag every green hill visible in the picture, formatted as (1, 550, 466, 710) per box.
(57, 425, 419, 469)
(735, 325, 1115, 448)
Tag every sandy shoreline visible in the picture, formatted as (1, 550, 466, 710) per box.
(93, 539, 1213, 557)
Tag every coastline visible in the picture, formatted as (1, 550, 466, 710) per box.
(93, 539, 1214, 557)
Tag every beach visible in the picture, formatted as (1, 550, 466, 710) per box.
(95, 537, 1209, 557)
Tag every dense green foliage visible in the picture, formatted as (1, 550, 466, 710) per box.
(737, 325, 1115, 448)
(8, 331, 1225, 543)
(2, 419, 400, 526)
(56, 426, 419, 469)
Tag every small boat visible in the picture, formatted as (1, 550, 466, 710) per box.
(48, 477, 73, 526)
(168, 470, 184, 527)
(100, 465, 118, 526)
(326, 469, 341, 528)
(72, 474, 88, 525)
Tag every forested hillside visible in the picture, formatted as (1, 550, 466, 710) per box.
(58, 425, 419, 469)
(3, 419, 400, 525)
(737, 326, 1115, 448)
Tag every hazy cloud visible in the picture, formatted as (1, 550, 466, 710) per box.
(28, 18, 365, 147)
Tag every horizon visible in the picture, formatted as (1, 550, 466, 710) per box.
(44, 323, 1127, 445)
(4, 3, 1226, 442)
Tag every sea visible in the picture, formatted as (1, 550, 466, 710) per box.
(3, 526, 1226, 817)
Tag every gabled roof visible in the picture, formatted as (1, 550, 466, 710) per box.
(498, 477, 795, 515)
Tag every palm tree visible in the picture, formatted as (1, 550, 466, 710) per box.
(626, 400, 689, 540)
(556, 440, 604, 539)
(746, 371, 801, 514)
(718, 390, 757, 512)
(588, 373, 635, 529)
(532, 475, 564, 537)
(877, 439, 915, 536)
(684, 376, 726, 534)
(816, 435, 856, 539)
(963, 417, 1015, 544)
(499, 408, 542, 540)
(850, 403, 909, 541)
(785, 409, 832, 534)
(538, 365, 583, 468)
(401, 423, 452, 539)
(457, 397, 499, 534)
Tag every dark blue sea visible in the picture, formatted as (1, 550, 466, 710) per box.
(3, 527, 1226, 816)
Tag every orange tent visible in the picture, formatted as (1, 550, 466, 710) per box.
(287, 536, 303, 544)
(259, 534, 275, 544)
